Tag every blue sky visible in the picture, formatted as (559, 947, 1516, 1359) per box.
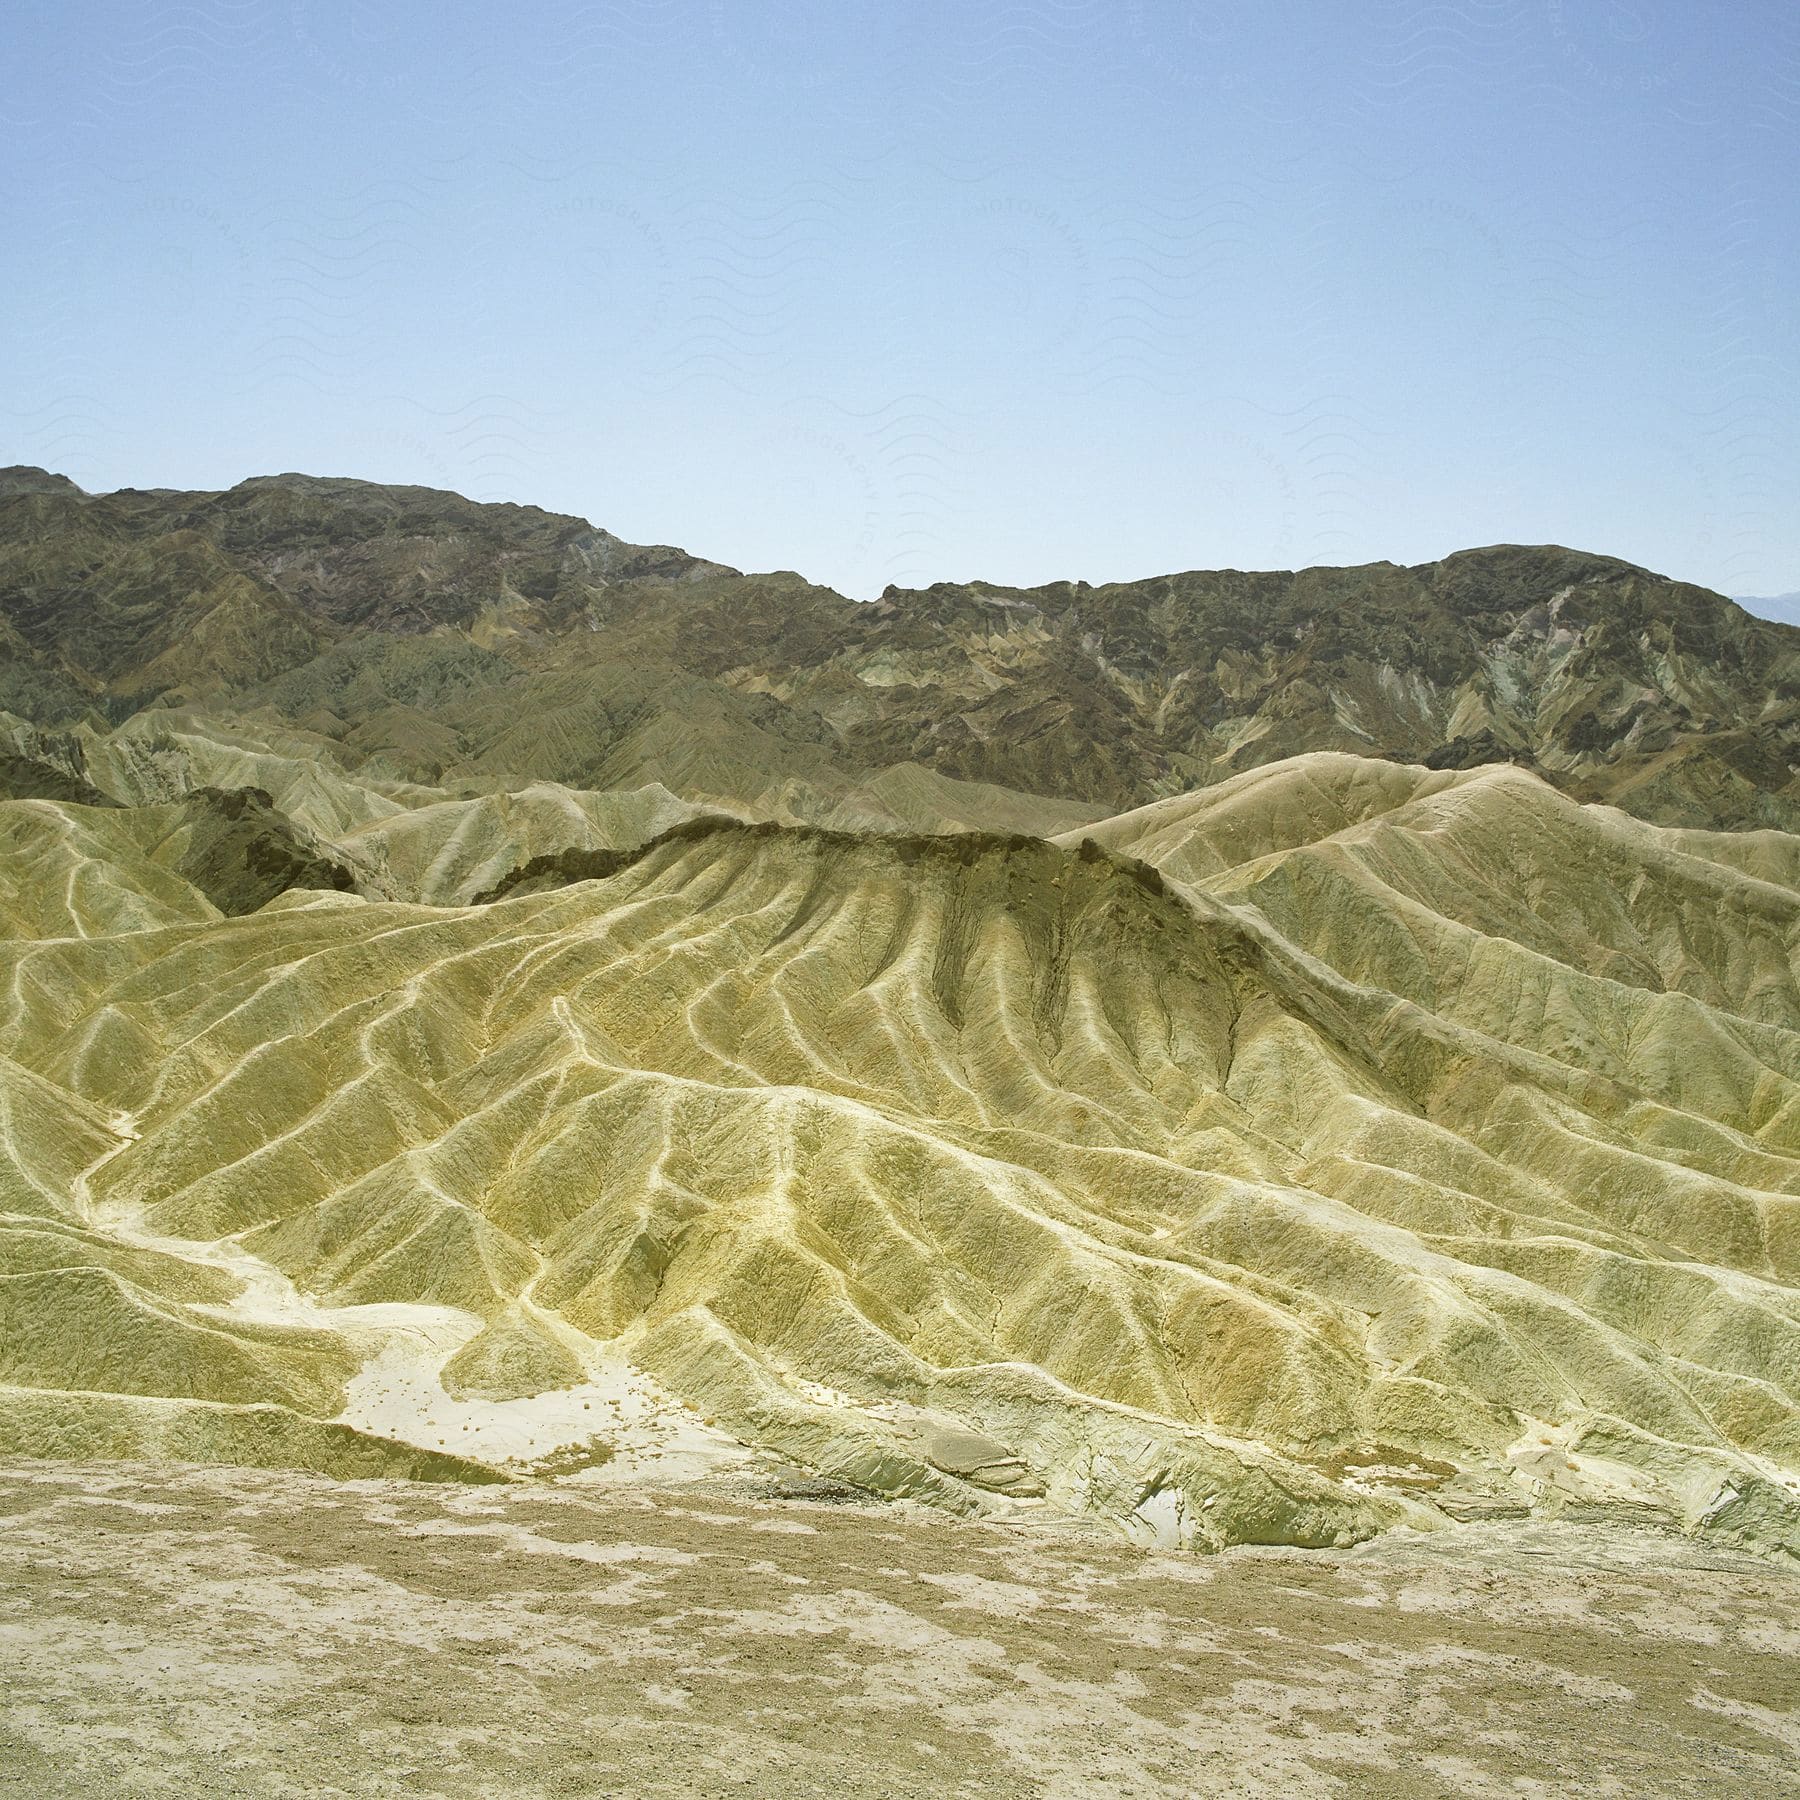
(5, 1, 1796, 599)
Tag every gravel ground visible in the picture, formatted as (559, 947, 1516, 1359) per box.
(1, 1460, 1795, 1797)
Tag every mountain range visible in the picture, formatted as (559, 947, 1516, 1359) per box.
(4, 465, 1798, 835)
(1, 467, 1796, 1560)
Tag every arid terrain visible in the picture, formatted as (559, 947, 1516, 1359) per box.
(2, 1460, 1796, 1798)
(2, 470, 1798, 1793)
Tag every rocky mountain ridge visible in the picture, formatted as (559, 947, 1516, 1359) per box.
(2, 467, 1795, 831)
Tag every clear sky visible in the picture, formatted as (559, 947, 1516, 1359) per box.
(5, 1, 1796, 599)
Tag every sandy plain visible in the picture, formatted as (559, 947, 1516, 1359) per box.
(1, 1460, 1794, 1798)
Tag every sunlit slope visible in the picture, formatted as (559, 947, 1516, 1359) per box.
(0, 708, 423, 839)
(1, 761, 1796, 1552)
(1084, 755, 1800, 1037)
(1062, 753, 1476, 882)
(0, 782, 364, 935)
(802, 761, 1104, 839)
(0, 1036, 495, 1482)
(338, 782, 736, 906)
(0, 708, 1111, 901)
(0, 801, 218, 938)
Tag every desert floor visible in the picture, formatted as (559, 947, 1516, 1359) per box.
(1, 1461, 1794, 1798)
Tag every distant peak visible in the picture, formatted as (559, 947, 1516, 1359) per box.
(1429, 543, 1649, 579)
(0, 466, 85, 498)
